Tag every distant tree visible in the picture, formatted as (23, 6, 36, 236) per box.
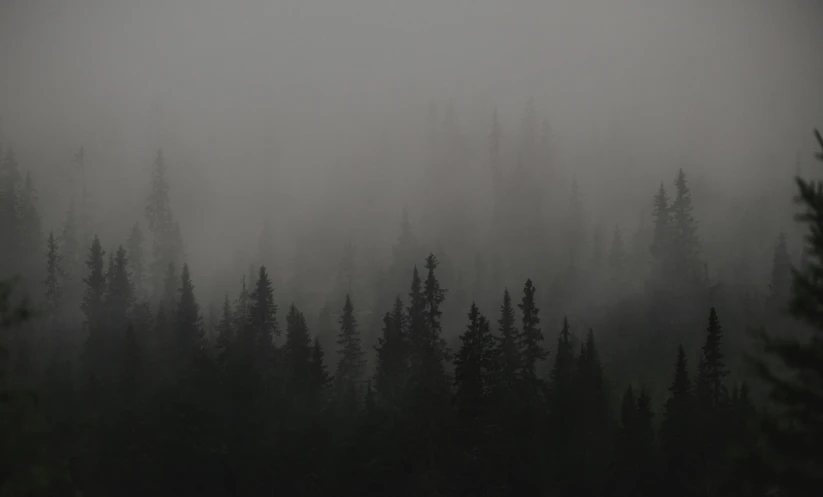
(374, 297, 408, 409)
(696, 307, 729, 411)
(335, 294, 365, 400)
(247, 266, 277, 362)
(60, 200, 80, 287)
(104, 246, 133, 335)
(0, 147, 22, 275)
(549, 317, 576, 491)
(518, 279, 545, 382)
(495, 289, 520, 388)
(660, 345, 699, 497)
(284, 304, 312, 391)
(81, 236, 106, 337)
(145, 149, 183, 299)
(651, 183, 672, 264)
(174, 264, 203, 371)
(309, 337, 333, 400)
(670, 169, 702, 283)
(126, 222, 147, 300)
(608, 225, 627, 276)
(161, 262, 178, 310)
(215, 294, 233, 360)
(454, 303, 496, 421)
(18, 172, 42, 280)
(43, 232, 63, 319)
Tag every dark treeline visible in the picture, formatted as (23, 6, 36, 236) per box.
(0, 114, 821, 496)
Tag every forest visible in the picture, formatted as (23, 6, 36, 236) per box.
(2, 1, 823, 496)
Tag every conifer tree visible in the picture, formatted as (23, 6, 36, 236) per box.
(754, 129, 823, 494)
(81, 236, 106, 334)
(696, 307, 728, 412)
(549, 317, 576, 491)
(215, 294, 233, 359)
(233, 275, 250, 334)
(651, 183, 671, 263)
(495, 289, 520, 387)
(660, 345, 698, 497)
(161, 262, 178, 310)
(309, 337, 332, 399)
(671, 169, 702, 282)
(248, 266, 277, 350)
(335, 294, 365, 397)
(18, 172, 42, 280)
(126, 222, 146, 300)
(145, 149, 183, 300)
(104, 246, 133, 333)
(374, 297, 408, 409)
(60, 201, 80, 285)
(518, 278, 545, 381)
(421, 254, 448, 380)
(284, 304, 312, 390)
(608, 225, 627, 275)
(174, 264, 203, 370)
(0, 147, 21, 274)
(43, 232, 63, 318)
(454, 303, 495, 421)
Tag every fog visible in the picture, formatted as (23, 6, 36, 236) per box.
(1, 0, 822, 304)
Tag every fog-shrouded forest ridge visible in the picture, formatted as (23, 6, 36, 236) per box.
(2, 0, 823, 496)
(0, 125, 821, 496)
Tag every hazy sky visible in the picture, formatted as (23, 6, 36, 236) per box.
(1, 0, 822, 283)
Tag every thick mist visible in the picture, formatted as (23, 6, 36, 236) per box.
(1, 0, 822, 306)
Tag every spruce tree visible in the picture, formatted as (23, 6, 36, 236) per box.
(309, 336, 332, 400)
(660, 345, 698, 497)
(671, 169, 701, 282)
(495, 289, 520, 388)
(651, 183, 671, 263)
(18, 172, 42, 280)
(81, 236, 106, 334)
(161, 262, 178, 310)
(248, 265, 278, 351)
(518, 278, 545, 381)
(335, 294, 365, 397)
(145, 149, 183, 299)
(104, 246, 133, 335)
(696, 307, 728, 411)
(43, 232, 63, 319)
(454, 303, 495, 421)
(126, 222, 146, 300)
(754, 129, 823, 494)
(174, 263, 203, 370)
(0, 147, 21, 275)
(215, 294, 233, 359)
(60, 201, 80, 287)
(374, 297, 408, 409)
(284, 304, 312, 390)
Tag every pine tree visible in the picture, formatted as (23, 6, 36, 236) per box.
(247, 266, 277, 365)
(660, 345, 698, 497)
(608, 225, 627, 275)
(768, 231, 792, 311)
(549, 317, 576, 491)
(60, 200, 80, 286)
(454, 303, 495, 421)
(0, 147, 22, 275)
(215, 294, 233, 359)
(696, 307, 728, 410)
(174, 263, 203, 370)
(518, 278, 545, 381)
(43, 232, 63, 318)
(18, 172, 42, 280)
(161, 262, 178, 310)
(335, 294, 365, 397)
(126, 222, 147, 300)
(651, 183, 671, 263)
(81, 236, 106, 333)
(145, 149, 183, 300)
(754, 129, 823, 495)
(495, 289, 520, 387)
(284, 304, 312, 390)
(233, 275, 250, 334)
(671, 169, 702, 282)
(309, 337, 333, 398)
(374, 297, 408, 409)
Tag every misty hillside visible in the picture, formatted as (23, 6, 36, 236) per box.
(1, 1, 823, 496)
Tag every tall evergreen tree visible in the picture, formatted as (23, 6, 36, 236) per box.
(174, 264, 203, 371)
(374, 297, 408, 409)
(18, 172, 42, 280)
(660, 345, 698, 497)
(454, 303, 495, 420)
(309, 337, 333, 399)
(608, 225, 627, 275)
(495, 289, 520, 388)
(126, 222, 147, 301)
(696, 307, 729, 410)
(0, 147, 21, 276)
(651, 183, 671, 263)
(215, 294, 233, 359)
(43, 232, 63, 319)
(248, 266, 278, 354)
(670, 169, 702, 282)
(284, 304, 312, 391)
(104, 246, 133, 334)
(335, 294, 365, 398)
(754, 129, 823, 495)
(145, 149, 183, 300)
(81, 236, 106, 334)
(518, 278, 545, 381)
